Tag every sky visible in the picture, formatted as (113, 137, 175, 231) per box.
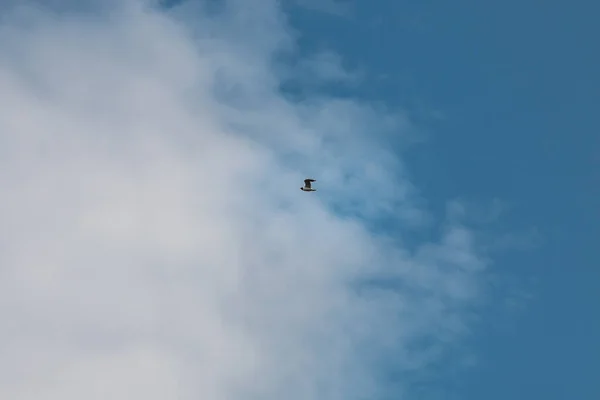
(0, 0, 598, 399)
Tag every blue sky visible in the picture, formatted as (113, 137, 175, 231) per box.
(0, 0, 597, 399)
(282, 0, 599, 398)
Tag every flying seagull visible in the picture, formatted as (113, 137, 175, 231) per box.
(300, 178, 316, 192)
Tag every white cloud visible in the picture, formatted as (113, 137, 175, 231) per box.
(0, 1, 489, 399)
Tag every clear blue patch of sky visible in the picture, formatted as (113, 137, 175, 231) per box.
(282, 0, 599, 399)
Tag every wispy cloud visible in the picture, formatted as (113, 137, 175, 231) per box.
(0, 1, 490, 399)
(289, 0, 354, 18)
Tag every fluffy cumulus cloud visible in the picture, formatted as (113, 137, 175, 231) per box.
(0, 0, 488, 399)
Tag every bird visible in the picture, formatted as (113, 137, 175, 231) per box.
(300, 178, 316, 191)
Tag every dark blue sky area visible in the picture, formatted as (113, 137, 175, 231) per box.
(285, 1, 599, 399)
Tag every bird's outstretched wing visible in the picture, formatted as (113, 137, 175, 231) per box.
(304, 178, 315, 188)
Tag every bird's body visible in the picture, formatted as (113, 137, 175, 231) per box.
(301, 178, 316, 191)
